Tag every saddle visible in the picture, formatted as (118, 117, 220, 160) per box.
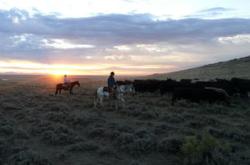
(103, 87, 116, 98)
(63, 83, 70, 89)
(103, 87, 109, 92)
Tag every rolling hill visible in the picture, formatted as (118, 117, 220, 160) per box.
(149, 55, 250, 80)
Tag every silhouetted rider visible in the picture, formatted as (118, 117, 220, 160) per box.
(107, 71, 116, 94)
(63, 74, 71, 88)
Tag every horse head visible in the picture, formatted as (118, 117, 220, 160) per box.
(74, 81, 80, 87)
(118, 84, 135, 94)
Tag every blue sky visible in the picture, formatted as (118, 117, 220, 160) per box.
(0, 0, 250, 75)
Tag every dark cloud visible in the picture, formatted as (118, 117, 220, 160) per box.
(0, 8, 250, 65)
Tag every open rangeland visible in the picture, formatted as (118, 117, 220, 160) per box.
(0, 75, 250, 165)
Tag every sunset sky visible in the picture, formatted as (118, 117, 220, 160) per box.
(0, 0, 250, 75)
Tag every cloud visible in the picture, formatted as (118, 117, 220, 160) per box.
(42, 39, 95, 49)
(113, 45, 131, 51)
(186, 7, 235, 19)
(218, 34, 250, 44)
(2, 9, 250, 45)
(1, 8, 250, 74)
(199, 7, 233, 15)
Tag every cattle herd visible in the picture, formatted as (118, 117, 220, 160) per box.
(117, 78, 250, 105)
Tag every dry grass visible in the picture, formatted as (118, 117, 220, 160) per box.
(0, 75, 250, 165)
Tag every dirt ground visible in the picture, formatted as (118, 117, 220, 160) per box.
(0, 75, 250, 165)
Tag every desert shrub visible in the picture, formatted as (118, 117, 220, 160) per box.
(138, 111, 158, 120)
(98, 146, 115, 156)
(135, 129, 151, 138)
(46, 111, 68, 123)
(0, 117, 16, 137)
(0, 138, 50, 165)
(160, 113, 184, 123)
(115, 132, 134, 146)
(0, 138, 9, 163)
(156, 98, 170, 107)
(128, 160, 143, 165)
(131, 137, 157, 155)
(7, 149, 52, 165)
(29, 121, 54, 136)
(14, 112, 26, 120)
(202, 104, 229, 115)
(158, 136, 183, 154)
(1, 102, 21, 111)
(66, 141, 99, 152)
(153, 124, 172, 135)
(30, 121, 81, 145)
(42, 102, 69, 112)
(116, 124, 133, 133)
(55, 151, 68, 160)
(87, 127, 105, 138)
(41, 125, 81, 145)
(13, 128, 30, 140)
(181, 133, 231, 165)
(202, 117, 222, 127)
(67, 113, 100, 127)
(0, 124, 14, 136)
(103, 129, 121, 140)
(123, 108, 142, 117)
(115, 129, 157, 155)
(187, 120, 205, 129)
(174, 99, 190, 107)
(207, 127, 248, 143)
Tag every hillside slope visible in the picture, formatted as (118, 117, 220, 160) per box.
(149, 56, 250, 80)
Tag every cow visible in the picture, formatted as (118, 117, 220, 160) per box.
(160, 79, 202, 95)
(116, 80, 133, 86)
(133, 79, 163, 93)
(231, 78, 250, 98)
(194, 79, 237, 96)
(171, 87, 230, 105)
(159, 79, 179, 95)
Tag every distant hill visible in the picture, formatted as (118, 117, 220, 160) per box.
(149, 56, 250, 80)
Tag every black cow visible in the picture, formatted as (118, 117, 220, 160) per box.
(159, 79, 179, 95)
(116, 80, 133, 86)
(194, 79, 237, 96)
(231, 78, 250, 98)
(133, 79, 163, 93)
(160, 79, 202, 95)
(171, 87, 230, 105)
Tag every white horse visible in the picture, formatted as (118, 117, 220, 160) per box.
(94, 84, 135, 109)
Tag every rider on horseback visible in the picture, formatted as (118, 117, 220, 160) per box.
(107, 72, 116, 97)
(63, 74, 71, 88)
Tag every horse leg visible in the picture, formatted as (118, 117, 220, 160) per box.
(120, 97, 125, 109)
(70, 87, 73, 95)
(114, 99, 119, 110)
(100, 96, 104, 107)
(55, 88, 58, 95)
(94, 96, 98, 108)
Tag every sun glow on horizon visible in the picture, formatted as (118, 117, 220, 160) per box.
(0, 60, 173, 76)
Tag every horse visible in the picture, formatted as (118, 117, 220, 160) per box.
(55, 81, 80, 95)
(93, 86, 125, 109)
(118, 84, 135, 96)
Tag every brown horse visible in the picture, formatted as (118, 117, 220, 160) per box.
(55, 81, 80, 95)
